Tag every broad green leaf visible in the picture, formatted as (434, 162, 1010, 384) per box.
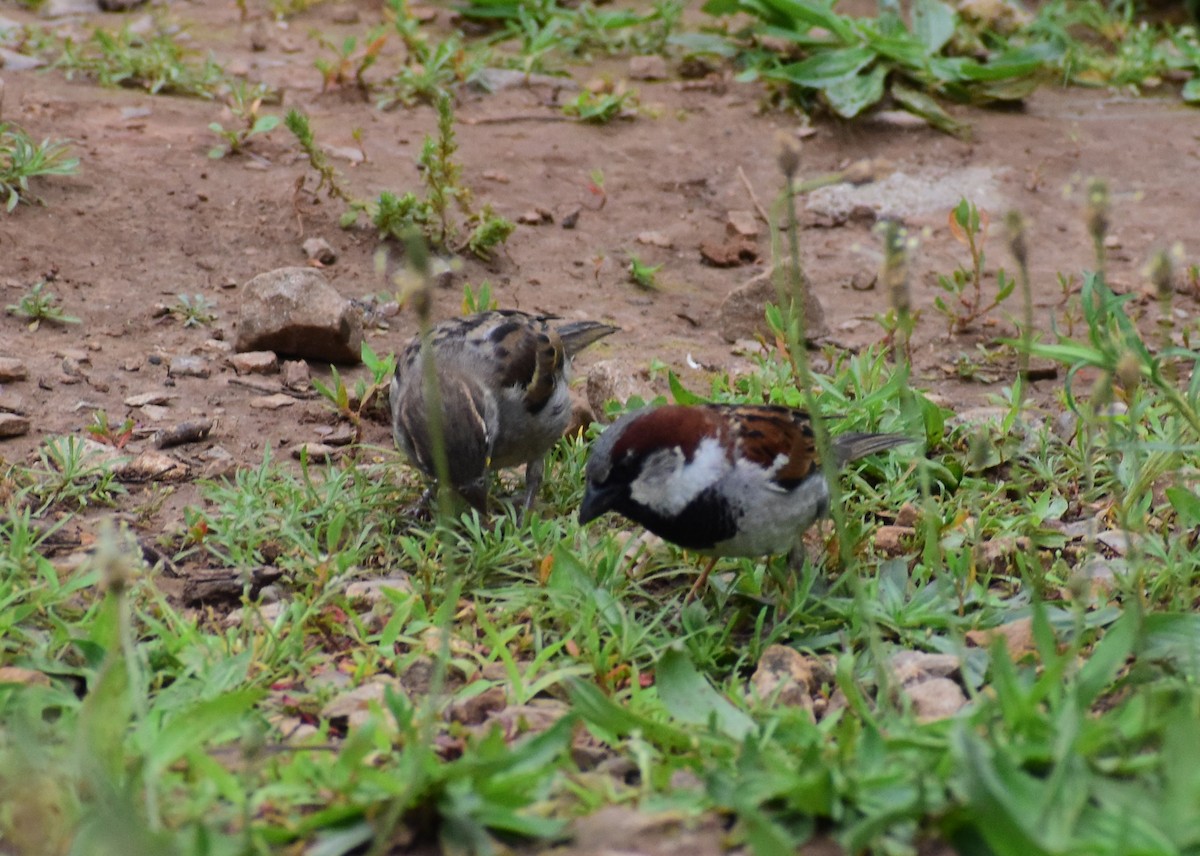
(890, 82, 969, 137)
(953, 728, 1057, 856)
(1160, 704, 1200, 845)
(667, 32, 739, 57)
(143, 688, 262, 780)
(912, 0, 956, 53)
(567, 678, 696, 750)
(1166, 486, 1200, 527)
(668, 370, 707, 405)
(252, 114, 280, 134)
(700, 0, 742, 17)
(770, 46, 876, 87)
(1076, 610, 1137, 709)
(824, 65, 887, 117)
(1184, 77, 1200, 103)
(307, 821, 375, 856)
(657, 647, 755, 739)
(972, 76, 1041, 103)
(1142, 613, 1200, 680)
(862, 32, 930, 68)
(748, 0, 856, 41)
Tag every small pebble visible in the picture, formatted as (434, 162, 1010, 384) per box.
(0, 358, 28, 383)
(169, 355, 211, 379)
(229, 351, 280, 375)
(250, 393, 296, 410)
(291, 442, 337, 462)
(0, 413, 30, 438)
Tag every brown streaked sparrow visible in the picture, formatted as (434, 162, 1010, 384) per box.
(578, 403, 911, 597)
(391, 309, 616, 514)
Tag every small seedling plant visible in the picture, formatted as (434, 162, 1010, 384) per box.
(54, 25, 227, 97)
(287, 94, 514, 259)
(169, 294, 217, 328)
(208, 83, 280, 159)
(628, 254, 662, 289)
(87, 411, 136, 450)
(0, 122, 79, 211)
(562, 86, 638, 123)
(462, 281, 499, 314)
(5, 281, 81, 330)
(312, 341, 398, 441)
(934, 198, 1016, 335)
(312, 26, 389, 96)
(379, 0, 486, 108)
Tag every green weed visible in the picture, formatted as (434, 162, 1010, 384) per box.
(703, 0, 1056, 134)
(311, 341, 398, 442)
(169, 293, 218, 327)
(289, 93, 514, 259)
(379, 0, 487, 108)
(312, 25, 389, 96)
(0, 122, 79, 211)
(207, 82, 280, 159)
(627, 254, 662, 289)
(561, 86, 638, 123)
(933, 198, 1017, 335)
(55, 25, 228, 98)
(464, 0, 684, 70)
(5, 281, 81, 330)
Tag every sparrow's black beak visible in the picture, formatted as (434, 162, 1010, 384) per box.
(579, 482, 618, 525)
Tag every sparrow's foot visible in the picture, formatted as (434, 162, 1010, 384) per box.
(517, 457, 546, 525)
(401, 486, 436, 523)
(684, 556, 720, 603)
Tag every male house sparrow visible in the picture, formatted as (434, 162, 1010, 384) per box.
(579, 403, 911, 596)
(391, 309, 616, 513)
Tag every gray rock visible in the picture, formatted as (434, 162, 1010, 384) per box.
(470, 67, 578, 93)
(902, 677, 967, 722)
(0, 357, 27, 382)
(249, 393, 295, 410)
(40, 0, 95, 17)
(890, 651, 961, 686)
(805, 165, 1005, 222)
(236, 267, 362, 364)
(321, 679, 402, 729)
(302, 237, 337, 265)
(168, 355, 210, 378)
(750, 644, 832, 713)
(344, 575, 413, 605)
(629, 54, 669, 80)
(0, 413, 30, 438)
(290, 442, 337, 462)
(586, 360, 651, 419)
(281, 359, 311, 391)
(229, 350, 279, 375)
(717, 265, 829, 344)
(0, 48, 46, 72)
(0, 391, 26, 414)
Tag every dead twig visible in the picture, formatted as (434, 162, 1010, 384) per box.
(737, 165, 770, 225)
(461, 114, 574, 125)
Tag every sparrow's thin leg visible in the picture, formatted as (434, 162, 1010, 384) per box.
(684, 556, 720, 603)
(518, 457, 546, 522)
(398, 485, 439, 524)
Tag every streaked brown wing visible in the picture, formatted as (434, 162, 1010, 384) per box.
(722, 405, 820, 488)
(482, 314, 564, 415)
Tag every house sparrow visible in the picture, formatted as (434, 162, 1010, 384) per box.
(579, 403, 911, 596)
(391, 309, 616, 514)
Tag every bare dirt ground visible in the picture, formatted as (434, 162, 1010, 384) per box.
(2, 0, 1199, 538)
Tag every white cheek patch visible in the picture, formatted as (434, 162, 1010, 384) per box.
(629, 436, 729, 515)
